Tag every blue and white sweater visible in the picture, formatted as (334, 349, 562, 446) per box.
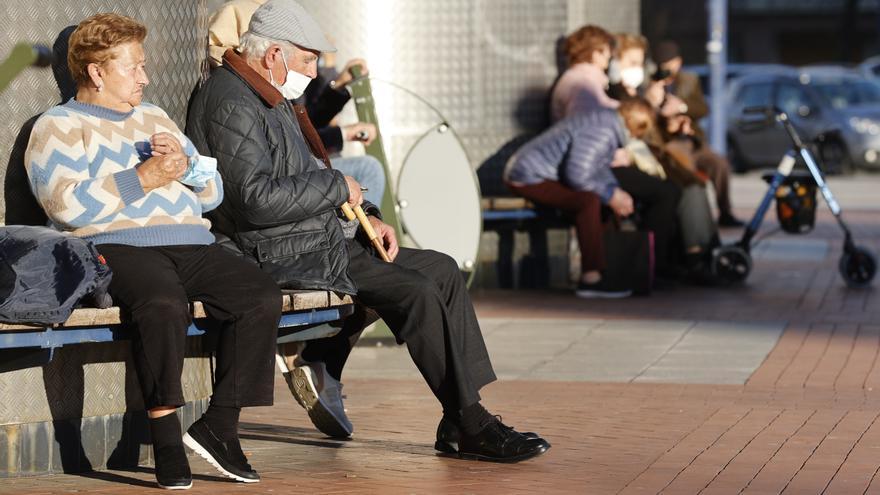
(24, 99, 222, 247)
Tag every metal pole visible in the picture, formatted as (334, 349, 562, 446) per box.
(707, 0, 728, 155)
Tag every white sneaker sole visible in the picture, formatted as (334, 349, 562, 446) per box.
(290, 366, 353, 438)
(182, 433, 259, 483)
(575, 289, 633, 299)
(158, 481, 192, 490)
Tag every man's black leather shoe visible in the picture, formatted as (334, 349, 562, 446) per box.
(183, 418, 259, 483)
(154, 444, 192, 490)
(434, 417, 545, 454)
(452, 419, 550, 463)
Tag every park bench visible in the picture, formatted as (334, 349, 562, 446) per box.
(0, 289, 354, 361)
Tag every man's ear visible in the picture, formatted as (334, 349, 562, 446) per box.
(263, 45, 282, 69)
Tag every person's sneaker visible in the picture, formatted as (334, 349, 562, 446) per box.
(154, 444, 192, 490)
(456, 418, 550, 463)
(182, 419, 259, 483)
(718, 212, 745, 228)
(434, 416, 546, 454)
(290, 358, 354, 438)
(575, 280, 632, 299)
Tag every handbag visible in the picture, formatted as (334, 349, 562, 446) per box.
(602, 219, 654, 295)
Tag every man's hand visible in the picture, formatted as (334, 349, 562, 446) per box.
(660, 94, 689, 118)
(611, 148, 632, 168)
(645, 81, 666, 109)
(343, 122, 377, 146)
(137, 151, 188, 191)
(368, 215, 399, 261)
(608, 187, 635, 217)
(344, 175, 364, 207)
(149, 132, 183, 156)
(332, 58, 369, 89)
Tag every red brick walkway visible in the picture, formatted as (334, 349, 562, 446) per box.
(2, 207, 879, 494)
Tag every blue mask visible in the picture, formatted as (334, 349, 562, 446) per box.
(178, 155, 217, 188)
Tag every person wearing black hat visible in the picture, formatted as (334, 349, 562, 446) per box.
(654, 40, 744, 227)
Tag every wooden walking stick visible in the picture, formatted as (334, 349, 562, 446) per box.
(340, 203, 392, 262)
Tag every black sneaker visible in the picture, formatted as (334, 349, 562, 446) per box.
(154, 444, 192, 490)
(183, 419, 259, 483)
(456, 419, 550, 463)
(575, 280, 632, 299)
(718, 212, 745, 228)
(435, 416, 545, 454)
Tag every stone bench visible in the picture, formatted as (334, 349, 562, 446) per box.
(0, 289, 354, 477)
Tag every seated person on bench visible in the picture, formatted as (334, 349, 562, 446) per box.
(506, 98, 682, 297)
(25, 13, 281, 489)
(207, 0, 386, 205)
(186, 0, 549, 463)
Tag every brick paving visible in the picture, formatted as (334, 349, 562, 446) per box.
(2, 178, 880, 494)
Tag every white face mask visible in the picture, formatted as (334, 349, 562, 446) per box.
(620, 67, 645, 89)
(270, 50, 313, 100)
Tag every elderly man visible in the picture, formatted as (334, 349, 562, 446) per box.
(186, 0, 548, 463)
(653, 40, 743, 227)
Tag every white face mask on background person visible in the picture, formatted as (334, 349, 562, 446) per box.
(620, 66, 645, 89)
(270, 50, 313, 100)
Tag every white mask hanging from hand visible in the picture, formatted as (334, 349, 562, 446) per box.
(270, 49, 313, 100)
(620, 67, 645, 89)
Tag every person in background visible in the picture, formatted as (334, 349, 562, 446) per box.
(207, 0, 385, 205)
(550, 24, 619, 121)
(607, 34, 720, 276)
(653, 40, 743, 227)
(187, 0, 550, 464)
(25, 13, 282, 489)
(506, 98, 684, 296)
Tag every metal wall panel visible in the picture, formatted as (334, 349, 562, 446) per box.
(0, 0, 209, 223)
(295, 0, 638, 179)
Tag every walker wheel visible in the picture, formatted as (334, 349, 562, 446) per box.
(711, 245, 752, 284)
(839, 246, 876, 288)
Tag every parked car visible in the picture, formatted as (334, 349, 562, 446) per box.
(726, 66, 880, 173)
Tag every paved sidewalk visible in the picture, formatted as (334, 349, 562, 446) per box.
(1, 174, 879, 494)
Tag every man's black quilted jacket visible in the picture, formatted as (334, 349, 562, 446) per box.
(186, 60, 357, 294)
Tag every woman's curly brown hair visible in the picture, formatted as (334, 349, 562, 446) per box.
(564, 24, 614, 66)
(67, 13, 147, 87)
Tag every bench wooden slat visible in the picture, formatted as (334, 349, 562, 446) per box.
(0, 290, 354, 331)
(481, 197, 533, 211)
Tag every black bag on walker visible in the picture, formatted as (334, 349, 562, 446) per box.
(0, 226, 112, 325)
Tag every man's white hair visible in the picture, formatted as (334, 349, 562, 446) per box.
(239, 32, 294, 59)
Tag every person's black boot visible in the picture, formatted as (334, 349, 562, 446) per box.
(183, 418, 259, 483)
(150, 413, 192, 490)
(435, 416, 545, 454)
(718, 212, 745, 227)
(154, 444, 193, 490)
(455, 418, 550, 463)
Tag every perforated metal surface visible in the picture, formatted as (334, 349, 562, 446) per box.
(0, 342, 212, 426)
(296, 0, 638, 179)
(0, 0, 208, 223)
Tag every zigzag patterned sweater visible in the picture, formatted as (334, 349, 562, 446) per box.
(24, 99, 222, 247)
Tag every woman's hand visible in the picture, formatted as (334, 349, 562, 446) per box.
(150, 132, 183, 156)
(332, 58, 369, 88)
(343, 122, 377, 145)
(137, 151, 188, 191)
(611, 148, 632, 168)
(608, 187, 635, 217)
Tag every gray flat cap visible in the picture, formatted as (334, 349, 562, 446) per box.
(248, 0, 336, 53)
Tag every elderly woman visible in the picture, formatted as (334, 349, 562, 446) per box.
(25, 13, 281, 489)
(550, 24, 620, 122)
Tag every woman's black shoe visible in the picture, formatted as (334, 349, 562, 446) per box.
(154, 444, 192, 490)
(455, 419, 550, 463)
(183, 418, 259, 483)
(435, 417, 545, 454)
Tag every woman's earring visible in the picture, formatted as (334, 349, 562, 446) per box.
(96, 84, 103, 93)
